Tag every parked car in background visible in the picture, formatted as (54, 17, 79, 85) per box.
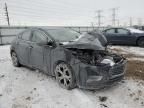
(10, 28, 126, 90)
(103, 27, 144, 47)
(133, 25, 144, 31)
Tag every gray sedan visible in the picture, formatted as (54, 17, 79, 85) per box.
(103, 27, 144, 47)
(10, 28, 126, 90)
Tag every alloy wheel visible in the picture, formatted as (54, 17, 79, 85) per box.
(11, 52, 19, 66)
(55, 63, 73, 89)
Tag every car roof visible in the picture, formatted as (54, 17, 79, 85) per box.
(105, 27, 126, 29)
(103, 27, 128, 31)
(29, 27, 65, 30)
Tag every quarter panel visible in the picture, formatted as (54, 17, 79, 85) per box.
(50, 46, 76, 76)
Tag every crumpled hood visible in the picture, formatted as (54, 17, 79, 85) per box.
(62, 33, 106, 50)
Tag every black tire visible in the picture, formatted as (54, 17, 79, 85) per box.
(11, 51, 21, 67)
(55, 62, 76, 90)
(137, 38, 144, 47)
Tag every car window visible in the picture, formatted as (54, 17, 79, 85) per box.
(105, 29, 115, 34)
(46, 29, 80, 42)
(21, 30, 31, 41)
(31, 31, 47, 43)
(117, 29, 129, 34)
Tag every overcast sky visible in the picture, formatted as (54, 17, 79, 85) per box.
(0, 0, 144, 26)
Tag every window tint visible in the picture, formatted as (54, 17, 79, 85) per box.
(31, 31, 47, 43)
(105, 29, 115, 34)
(21, 30, 31, 41)
(117, 29, 129, 34)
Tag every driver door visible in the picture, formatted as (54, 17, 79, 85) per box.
(103, 28, 117, 44)
(29, 30, 50, 71)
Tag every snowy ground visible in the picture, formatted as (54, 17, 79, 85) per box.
(111, 46, 144, 61)
(0, 45, 144, 108)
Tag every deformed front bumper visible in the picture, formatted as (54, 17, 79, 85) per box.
(77, 59, 127, 90)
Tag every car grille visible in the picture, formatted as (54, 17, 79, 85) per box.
(110, 65, 124, 76)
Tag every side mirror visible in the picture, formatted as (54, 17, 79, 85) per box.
(47, 40, 55, 47)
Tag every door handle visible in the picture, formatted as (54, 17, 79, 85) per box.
(29, 46, 33, 49)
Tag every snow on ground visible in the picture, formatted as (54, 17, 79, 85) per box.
(111, 45, 144, 61)
(111, 46, 144, 57)
(0, 45, 144, 108)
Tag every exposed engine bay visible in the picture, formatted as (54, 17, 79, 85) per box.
(68, 48, 124, 66)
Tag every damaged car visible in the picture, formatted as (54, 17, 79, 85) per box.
(10, 28, 127, 90)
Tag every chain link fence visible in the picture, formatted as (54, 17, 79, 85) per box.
(0, 26, 107, 45)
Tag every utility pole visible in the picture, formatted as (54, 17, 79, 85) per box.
(129, 17, 133, 27)
(4, 3, 10, 26)
(91, 22, 94, 30)
(95, 10, 103, 27)
(111, 8, 119, 27)
(117, 19, 120, 27)
(138, 18, 142, 26)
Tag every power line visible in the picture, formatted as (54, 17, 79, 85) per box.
(1, 0, 96, 26)
(6, 11, 89, 21)
(6, 0, 92, 12)
(5, 2, 91, 19)
(7, 2, 82, 14)
(7, 6, 87, 17)
(2, 1, 93, 25)
(138, 18, 142, 26)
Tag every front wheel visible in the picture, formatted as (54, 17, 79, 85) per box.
(11, 51, 20, 67)
(55, 62, 76, 90)
(137, 38, 144, 47)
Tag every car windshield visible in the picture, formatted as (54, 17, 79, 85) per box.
(127, 28, 144, 33)
(46, 29, 81, 42)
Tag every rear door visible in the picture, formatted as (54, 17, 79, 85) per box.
(116, 28, 136, 45)
(17, 30, 32, 65)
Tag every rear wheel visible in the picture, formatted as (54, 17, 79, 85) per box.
(137, 38, 144, 47)
(55, 62, 76, 90)
(11, 51, 20, 67)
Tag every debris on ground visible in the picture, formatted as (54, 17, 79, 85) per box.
(126, 60, 144, 80)
(100, 104, 108, 108)
(33, 88, 37, 90)
(99, 96, 107, 102)
(0, 75, 5, 78)
(25, 97, 31, 101)
(141, 102, 144, 106)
